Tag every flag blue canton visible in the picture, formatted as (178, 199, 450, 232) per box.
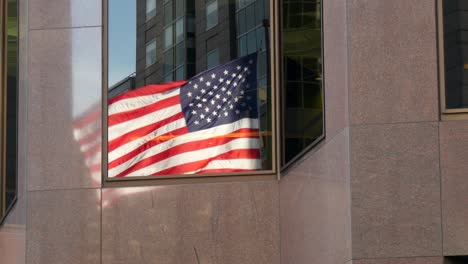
(180, 53, 258, 132)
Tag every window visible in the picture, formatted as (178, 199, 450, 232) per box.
(146, 0, 156, 20)
(105, 0, 324, 183)
(282, 0, 323, 166)
(145, 39, 156, 67)
(0, 0, 18, 224)
(206, 0, 218, 30)
(207, 49, 220, 69)
(440, 0, 468, 114)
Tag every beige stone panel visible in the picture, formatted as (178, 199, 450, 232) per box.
(440, 121, 468, 255)
(27, 189, 101, 264)
(280, 129, 351, 264)
(28, 27, 102, 190)
(351, 122, 442, 258)
(324, 0, 349, 139)
(29, 0, 101, 29)
(348, 0, 438, 125)
(352, 257, 443, 264)
(102, 181, 279, 264)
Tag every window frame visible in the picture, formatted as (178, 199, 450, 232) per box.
(0, 0, 18, 225)
(438, 0, 468, 120)
(280, 0, 325, 171)
(102, 0, 326, 185)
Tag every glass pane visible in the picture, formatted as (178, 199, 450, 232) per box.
(282, 0, 323, 165)
(444, 0, 468, 108)
(164, 1, 173, 25)
(175, 42, 185, 66)
(145, 39, 156, 67)
(207, 49, 220, 69)
(176, 18, 184, 43)
(1, 0, 18, 220)
(107, 0, 273, 178)
(206, 0, 218, 29)
(164, 25, 173, 48)
(164, 48, 174, 74)
(175, 0, 184, 18)
(146, 0, 156, 19)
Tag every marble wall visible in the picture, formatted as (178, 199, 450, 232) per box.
(2, 0, 468, 264)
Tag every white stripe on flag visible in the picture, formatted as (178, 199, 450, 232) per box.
(126, 137, 260, 176)
(108, 104, 182, 141)
(109, 88, 180, 115)
(108, 118, 258, 177)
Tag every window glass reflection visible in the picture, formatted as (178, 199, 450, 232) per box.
(108, 0, 272, 178)
(282, 0, 323, 165)
(206, 0, 218, 30)
(443, 0, 468, 109)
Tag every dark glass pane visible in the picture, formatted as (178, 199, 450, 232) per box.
(255, 0, 264, 25)
(247, 30, 257, 54)
(175, 66, 184, 80)
(207, 49, 220, 69)
(282, 0, 323, 165)
(108, 0, 273, 177)
(175, 0, 184, 18)
(444, 0, 468, 108)
(164, 1, 173, 25)
(245, 4, 255, 31)
(2, 0, 18, 220)
(237, 10, 246, 35)
(206, 0, 218, 29)
(164, 48, 174, 74)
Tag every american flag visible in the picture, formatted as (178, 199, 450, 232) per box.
(108, 53, 261, 177)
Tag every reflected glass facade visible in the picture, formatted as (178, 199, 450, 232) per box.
(282, 0, 323, 165)
(0, 0, 18, 223)
(443, 0, 468, 109)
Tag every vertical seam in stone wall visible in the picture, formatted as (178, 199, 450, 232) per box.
(437, 123, 444, 255)
(345, 0, 354, 260)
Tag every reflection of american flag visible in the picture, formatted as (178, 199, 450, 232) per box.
(108, 53, 261, 178)
(73, 107, 102, 184)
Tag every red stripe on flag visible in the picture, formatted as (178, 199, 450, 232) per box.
(108, 95, 180, 126)
(108, 126, 189, 169)
(109, 81, 186, 105)
(113, 128, 259, 177)
(152, 149, 260, 176)
(108, 112, 186, 153)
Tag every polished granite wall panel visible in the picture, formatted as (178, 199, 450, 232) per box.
(439, 121, 468, 255)
(280, 129, 351, 264)
(27, 189, 101, 264)
(102, 181, 279, 264)
(324, 0, 348, 139)
(348, 0, 438, 125)
(0, 226, 26, 264)
(29, 0, 101, 29)
(350, 122, 442, 258)
(28, 27, 102, 190)
(351, 257, 443, 264)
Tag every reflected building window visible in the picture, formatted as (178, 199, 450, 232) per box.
(107, 0, 324, 179)
(146, 0, 156, 20)
(0, 0, 18, 224)
(282, 0, 323, 165)
(146, 39, 157, 67)
(442, 0, 468, 110)
(206, 0, 218, 30)
(207, 48, 219, 69)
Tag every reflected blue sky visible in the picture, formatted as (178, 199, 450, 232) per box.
(108, 0, 136, 87)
